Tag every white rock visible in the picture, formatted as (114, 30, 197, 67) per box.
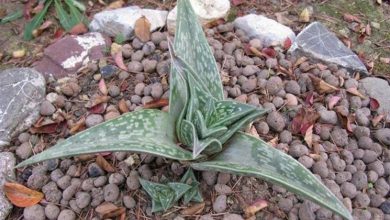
(89, 6, 168, 39)
(0, 152, 15, 220)
(167, 0, 230, 34)
(234, 14, 296, 47)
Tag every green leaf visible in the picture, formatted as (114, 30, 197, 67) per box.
(23, 0, 53, 40)
(139, 178, 176, 212)
(180, 169, 203, 204)
(191, 132, 353, 220)
(65, 0, 88, 26)
(167, 182, 192, 201)
(55, 0, 73, 31)
(169, 0, 224, 122)
(0, 10, 23, 24)
(68, 0, 86, 11)
(17, 110, 193, 168)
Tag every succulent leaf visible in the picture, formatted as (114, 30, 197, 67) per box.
(191, 132, 353, 220)
(167, 182, 192, 200)
(139, 178, 176, 212)
(16, 110, 192, 168)
(180, 169, 203, 204)
(23, 0, 53, 40)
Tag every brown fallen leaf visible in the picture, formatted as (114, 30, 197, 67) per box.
(69, 117, 86, 134)
(96, 155, 115, 173)
(85, 96, 110, 108)
(134, 16, 151, 42)
(244, 199, 268, 218)
(267, 137, 279, 147)
(304, 124, 314, 148)
(96, 202, 118, 216)
(30, 121, 67, 134)
(336, 111, 354, 133)
(103, 207, 126, 219)
(88, 103, 107, 114)
(32, 20, 53, 37)
(343, 13, 361, 23)
(143, 99, 169, 109)
(346, 87, 366, 99)
(99, 79, 108, 95)
(294, 56, 308, 68)
(118, 99, 129, 113)
(291, 108, 320, 135)
(248, 126, 260, 138)
(328, 96, 341, 110)
(70, 23, 88, 35)
(309, 75, 339, 94)
(372, 114, 385, 127)
(114, 50, 128, 71)
(181, 202, 205, 215)
(4, 182, 44, 207)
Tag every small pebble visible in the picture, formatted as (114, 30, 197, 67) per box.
(88, 163, 105, 177)
(213, 195, 227, 213)
(266, 111, 285, 132)
(24, 204, 45, 220)
(40, 100, 56, 116)
(104, 184, 120, 202)
(45, 204, 60, 220)
(85, 114, 104, 128)
(108, 85, 120, 97)
(57, 209, 76, 220)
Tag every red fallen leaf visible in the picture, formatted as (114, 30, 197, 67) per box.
(370, 98, 380, 111)
(283, 37, 292, 50)
(244, 199, 268, 217)
(144, 99, 169, 109)
(53, 28, 65, 40)
(305, 91, 315, 106)
(89, 103, 107, 114)
(232, 0, 245, 6)
(357, 34, 366, 44)
(120, 80, 129, 92)
(243, 44, 254, 56)
(70, 23, 88, 35)
(343, 13, 361, 23)
(291, 108, 319, 135)
(23, 0, 34, 20)
(4, 182, 44, 207)
(328, 96, 341, 109)
(262, 47, 277, 58)
(114, 51, 128, 71)
(30, 121, 66, 134)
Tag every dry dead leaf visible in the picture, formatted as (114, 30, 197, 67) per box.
(328, 96, 341, 109)
(291, 108, 320, 135)
(370, 98, 380, 111)
(181, 202, 205, 215)
(143, 99, 169, 109)
(118, 99, 129, 113)
(346, 87, 366, 99)
(134, 16, 151, 42)
(267, 137, 279, 147)
(85, 96, 110, 108)
(114, 50, 128, 71)
(309, 75, 339, 94)
(106, 0, 124, 9)
(244, 199, 268, 218)
(304, 125, 314, 148)
(343, 13, 361, 23)
(96, 202, 118, 216)
(379, 57, 390, 64)
(372, 114, 385, 127)
(294, 56, 308, 68)
(299, 8, 311, 22)
(248, 126, 260, 138)
(32, 20, 53, 37)
(69, 117, 86, 134)
(96, 155, 115, 173)
(12, 49, 26, 58)
(103, 207, 126, 219)
(4, 182, 44, 207)
(70, 23, 88, 35)
(99, 79, 108, 95)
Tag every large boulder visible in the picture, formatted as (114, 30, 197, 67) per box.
(289, 22, 368, 75)
(167, 0, 230, 34)
(89, 6, 168, 39)
(0, 68, 45, 148)
(234, 14, 296, 48)
(34, 32, 110, 78)
(0, 152, 16, 220)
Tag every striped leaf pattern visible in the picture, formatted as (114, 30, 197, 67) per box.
(191, 132, 353, 220)
(16, 110, 193, 168)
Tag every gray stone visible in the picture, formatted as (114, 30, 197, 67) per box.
(360, 77, 390, 115)
(0, 68, 45, 148)
(89, 7, 168, 40)
(375, 128, 390, 146)
(234, 14, 295, 47)
(0, 153, 15, 220)
(289, 22, 368, 75)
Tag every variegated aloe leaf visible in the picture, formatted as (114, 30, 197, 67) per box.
(191, 132, 353, 220)
(180, 169, 203, 204)
(169, 0, 224, 122)
(139, 179, 176, 212)
(16, 110, 192, 168)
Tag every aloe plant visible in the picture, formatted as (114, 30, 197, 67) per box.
(17, 0, 352, 219)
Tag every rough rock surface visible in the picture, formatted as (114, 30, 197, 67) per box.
(90, 6, 168, 39)
(0, 153, 16, 220)
(289, 22, 368, 75)
(359, 77, 390, 115)
(234, 14, 296, 47)
(167, 0, 230, 34)
(34, 33, 110, 78)
(0, 68, 45, 148)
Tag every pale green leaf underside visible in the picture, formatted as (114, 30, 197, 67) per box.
(191, 132, 352, 220)
(17, 110, 192, 168)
